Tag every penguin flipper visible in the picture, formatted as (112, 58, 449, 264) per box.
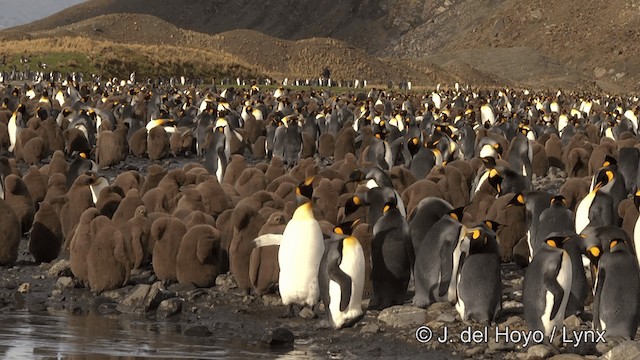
(329, 264, 352, 312)
(253, 234, 283, 248)
(438, 239, 455, 298)
(543, 258, 564, 320)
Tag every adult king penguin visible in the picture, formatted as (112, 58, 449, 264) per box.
(264, 177, 325, 317)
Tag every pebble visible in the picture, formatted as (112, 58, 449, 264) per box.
(298, 307, 316, 319)
(436, 313, 455, 323)
(359, 323, 381, 334)
(526, 344, 555, 359)
(261, 294, 282, 306)
(47, 259, 72, 278)
(378, 305, 428, 328)
(55, 276, 74, 290)
(563, 315, 582, 329)
(599, 340, 640, 360)
(260, 327, 294, 345)
(157, 298, 183, 319)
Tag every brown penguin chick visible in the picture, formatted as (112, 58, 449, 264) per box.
(531, 141, 549, 177)
(147, 126, 170, 161)
(318, 133, 335, 159)
(62, 128, 90, 155)
(22, 165, 48, 211)
(229, 203, 267, 292)
(113, 170, 144, 194)
(619, 197, 638, 240)
(28, 200, 63, 263)
(140, 164, 166, 195)
(120, 205, 152, 269)
(249, 211, 288, 295)
(0, 122, 9, 152)
(22, 136, 47, 165)
(169, 128, 193, 156)
(184, 166, 207, 186)
(427, 165, 469, 208)
(388, 166, 418, 195)
(157, 168, 186, 212)
(300, 132, 316, 159)
(174, 187, 206, 214)
(86, 215, 131, 293)
(43, 173, 68, 205)
(95, 185, 124, 218)
(60, 174, 94, 239)
(195, 177, 233, 218)
(4, 174, 35, 234)
(274, 181, 297, 208)
(0, 198, 21, 266)
(313, 178, 340, 224)
(254, 162, 269, 174)
(485, 193, 527, 262)
(444, 159, 476, 189)
(42, 118, 65, 153)
(128, 127, 147, 157)
(222, 154, 247, 186)
(151, 216, 187, 283)
(183, 210, 217, 228)
(216, 208, 233, 273)
(559, 177, 591, 212)
(176, 224, 222, 287)
(252, 135, 267, 160)
(587, 140, 617, 176)
(234, 168, 269, 198)
(141, 187, 170, 213)
(112, 188, 144, 225)
(544, 134, 564, 170)
(69, 208, 102, 285)
(239, 190, 285, 211)
(334, 126, 357, 161)
(265, 156, 286, 183)
(96, 129, 122, 169)
(265, 173, 298, 193)
(113, 122, 129, 161)
(565, 147, 591, 178)
(47, 150, 68, 177)
(400, 179, 445, 218)
(13, 127, 38, 162)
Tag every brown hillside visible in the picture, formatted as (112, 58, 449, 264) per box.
(4, 0, 639, 91)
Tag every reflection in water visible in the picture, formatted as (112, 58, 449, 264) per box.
(0, 311, 318, 359)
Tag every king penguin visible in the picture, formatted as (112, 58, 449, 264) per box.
(523, 235, 572, 337)
(593, 238, 640, 340)
(278, 177, 325, 317)
(456, 221, 502, 323)
(319, 220, 365, 329)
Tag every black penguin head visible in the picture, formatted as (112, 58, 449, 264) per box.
(550, 195, 567, 207)
(382, 200, 398, 214)
(607, 238, 627, 253)
(466, 222, 498, 254)
(407, 137, 421, 156)
(585, 244, 601, 269)
(544, 235, 571, 250)
(601, 155, 617, 168)
(333, 219, 360, 238)
(506, 193, 525, 207)
(347, 169, 365, 183)
(593, 169, 614, 190)
(487, 168, 503, 194)
(634, 189, 640, 208)
(344, 194, 364, 217)
(447, 206, 465, 223)
(480, 156, 497, 169)
(295, 177, 314, 203)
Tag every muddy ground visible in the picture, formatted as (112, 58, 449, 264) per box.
(0, 155, 634, 360)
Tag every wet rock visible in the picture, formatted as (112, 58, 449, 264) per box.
(261, 294, 282, 306)
(47, 259, 72, 277)
(359, 323, 381, 334)
(502, 300, 522, 310)
(526, 344, 555, 359)
(378, 305, 428, 328)
(18, 283, 30, 293)
(98, 302, 120, 315)
(215, 274, 237, 292)
(56, 276, 74, 290)
(101, 287, 130, 302)
(436, 313, 455, 323)
(182, 325, 212, 337)
(157, 298, 183, 319)
(298, 307, 316, 319)
(599, 341, 640, 360)
(260, 327, 294, 345)
(563, 315, 582, 329)
(117, 282, 174, 314)
(465, 346, 485, 357)
(427, 302, 450, 311)
(548, 354, 587, 360)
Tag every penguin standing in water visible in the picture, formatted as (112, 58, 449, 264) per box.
(412, 207, 466, 308)
(278, 177, 325, 317)
(319, 220, 365, 329)
(592, 238, 640, 339)
(523, 235, 572, 337)
(456, 221, 502, 323)
(370, 199, 413, 310)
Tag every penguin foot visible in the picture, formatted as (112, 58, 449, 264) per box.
(279, 304, 296, 318)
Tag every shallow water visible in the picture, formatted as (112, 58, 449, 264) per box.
(0, 311, 318, 359)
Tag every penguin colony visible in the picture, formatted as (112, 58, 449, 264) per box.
(1, 79, 640, 342)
